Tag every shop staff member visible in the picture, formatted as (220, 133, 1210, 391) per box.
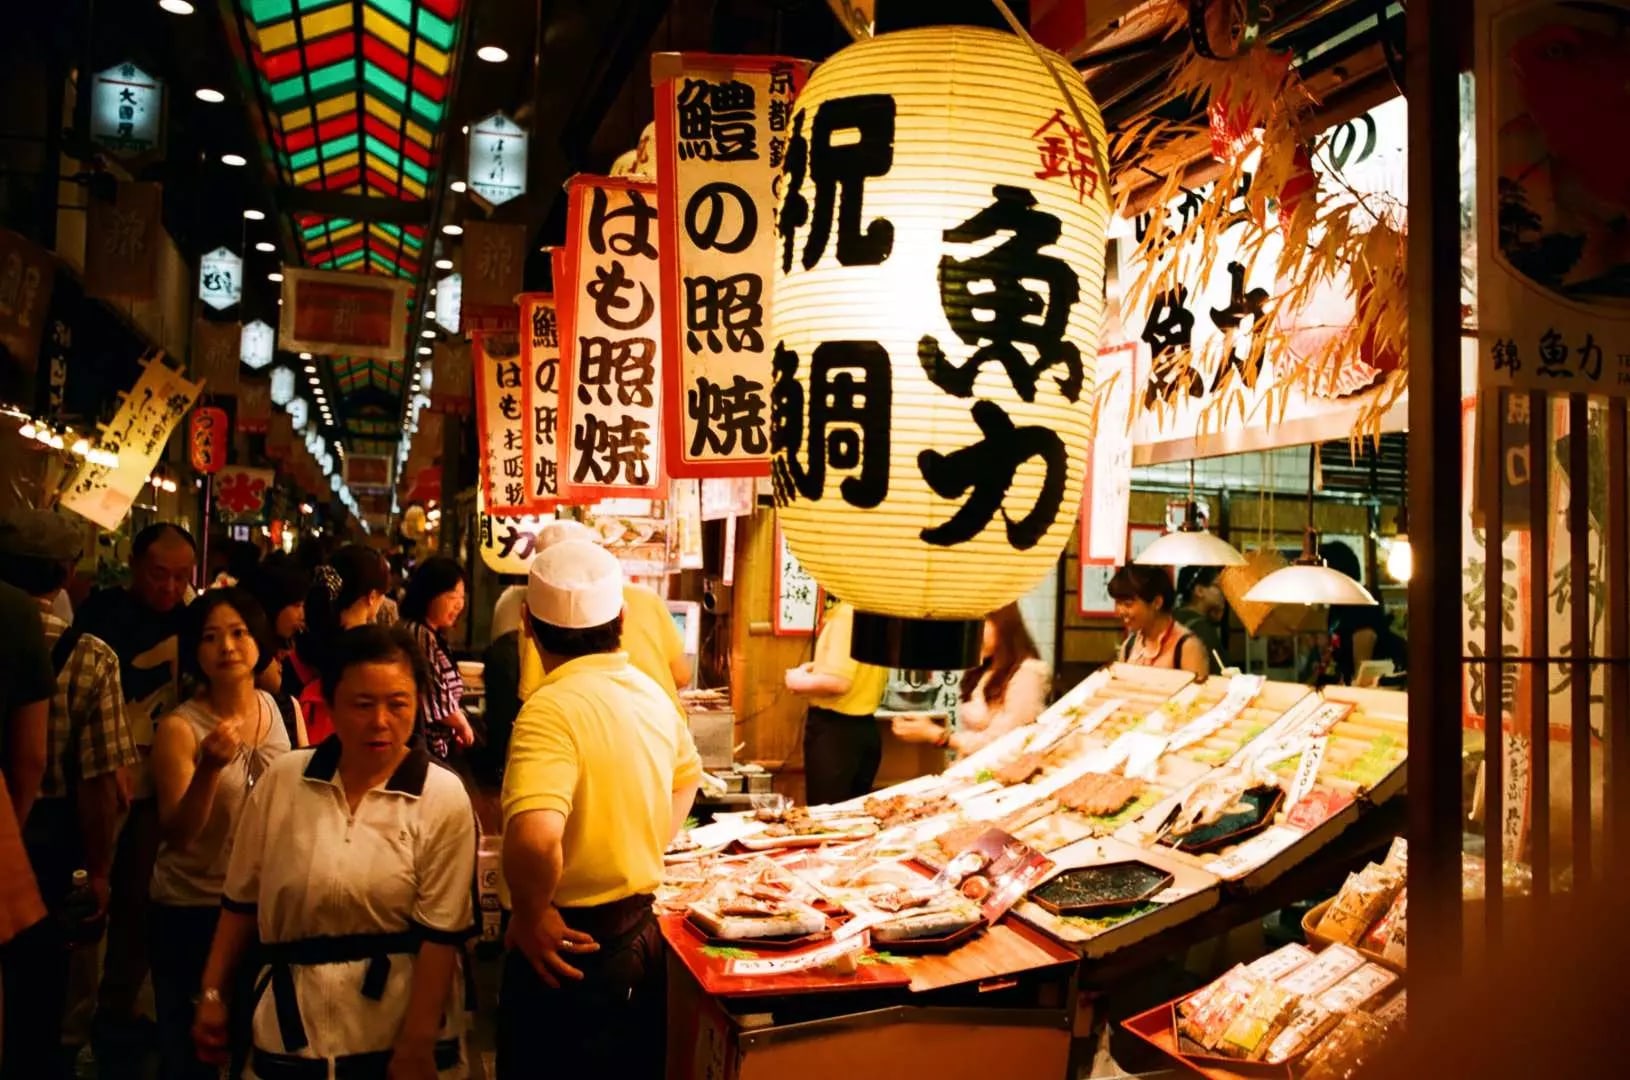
(1110, 565, 1210, 679)
(785, 598, 889, 805)
(500, 541, 702, 1080)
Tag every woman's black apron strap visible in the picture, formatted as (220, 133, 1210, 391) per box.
(252, 930, 424, 1053)
(1172, 633, 1195, 669)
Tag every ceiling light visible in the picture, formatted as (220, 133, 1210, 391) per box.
(268, 272, 283, 282)
(441, 223, 463, 236)
(159, 0, 195, 14)
(1134, 463, 1245, 568)
(219, 153, 247, 167)
(1385, 535, 1413, 583)
(435, 258, 453, 270)
(255, 241, 276, 253)
(243, 209, 265, 221)
(299, 352, 312, 360)
(418, 346, 433, 355)
(450, 180, 467, 194)
(1242, 446, 1375, 608)
(194, 87, 224, 104)
(304, 364, 316, 373)
(476, 45, 509, 63)
(461, 124, 469, 135)
(421, 329, 436, 339)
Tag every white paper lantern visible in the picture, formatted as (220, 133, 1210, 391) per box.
(770, 25, 1110, 656)
(240, 320, 275, 370)
(269, 365, 295, 406)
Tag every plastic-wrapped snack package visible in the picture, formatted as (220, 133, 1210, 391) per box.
(1317, 866, 1401, 946)
(1315, 964, 1398, 1014)
(1266, 999, 1341, 1065)
(1279, 944, 1365, 997)
(1217, 984, 1299, 1060)
(1362, 887, 1405, 955)
(1368, 990, 1407, 1036)
(1183, 969, 1264, 1050)
(1299, 1012, 1392, 1080)
(1380, 891, 1407, 968)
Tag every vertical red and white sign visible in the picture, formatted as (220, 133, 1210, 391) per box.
(472, 330, 530, 517)
(519, 291, 562, 512)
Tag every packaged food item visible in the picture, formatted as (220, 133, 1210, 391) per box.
(1369, 989, 1406, 1034)
(1298, 1011, 1391, 1080)
(1316, 865, 1402, 946)
(1278, 944, 1365, 997)
(1265, 999, 1340, 1065)
(1380, 891, 1407, 968)
(1245, 942, 1315, 982)
(1179, 968, 1261, 1050)
(1362, 888, 1406, 954)
(1217, 984, 1298, 1060)
(1315, 963, 1398, 1013)
(1382, 836, 1408, 871)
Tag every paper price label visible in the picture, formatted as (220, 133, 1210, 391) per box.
(724, 931, 869, 977)
(1285, 736, 1328, 810)
(1168, 676, 1263, 753)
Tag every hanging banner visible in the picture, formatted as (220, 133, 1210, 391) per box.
(240, 319, 275, 370)
(85, 182, 161, 302)
(61, 353, 202, 530)
(192, 318, 241, 396)
(654, 53, 812, 478)
(214, 466, 276, 525)
(430, 340, 473, 414)
(90, 61, 163, 158)
(473, 330, 530, 516)
(198, 247, 243, 311)
(343, 455, 393, 491)
(460, 221, 526, 332)
(519, 292, 562, 511)
(279, 266, 408, 360)
(0, 229, 57, 373)
(188, 406, 228, 474)
(1080, 342, 1136, 565)
(433, 273, 462, 334)
(238, 378, 271, 433)
(467, 111, 528, 208)
(266, 412, 294, 462)
(1477, 0, 1630, 396)
(558, 175, 665, 499)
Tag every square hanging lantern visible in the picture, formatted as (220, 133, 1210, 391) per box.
(241, 319, 275, 369)
(269, 365, 296, 406)
(199, 247, 243, 311)
(769, 25, 1111, 668)
(434, 273, 462, 334)
(91, 61, 163, 157)
(467, 112, 527, 207)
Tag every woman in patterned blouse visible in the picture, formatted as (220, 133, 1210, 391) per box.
(400, 557, 476, 761)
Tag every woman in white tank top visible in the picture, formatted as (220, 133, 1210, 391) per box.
(149, 587, 293, 1080)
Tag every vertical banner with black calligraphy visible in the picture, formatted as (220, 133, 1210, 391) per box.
(473, 330, 529, 517)
(558, 176, 665, 499)
(519, 292, 561, 511)
(654, 54, 812, 478)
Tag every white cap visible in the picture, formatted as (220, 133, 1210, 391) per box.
(535, 518, 602, 552)
(526, 540, 623, 629)
(491, 584, 528, 639)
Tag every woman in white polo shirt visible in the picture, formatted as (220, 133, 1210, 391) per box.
(192, 625, 477, 1080)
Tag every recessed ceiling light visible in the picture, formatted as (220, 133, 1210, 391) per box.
(268, 272, 284, 282)
(243, 209, 265, 221)
(461, 125, 469, 135)
(255, 241, 276, 253)
(304, 364, 316, 373)
(299, 352, 312, 360)
(435, 258, 453, 270)
(421, 329, 436, 339)
(220, 153, 247, 167)
(476, 45, 509, 63)
(159, 0, 195, 14)
(195, 87, 225, 104)
(450, 180, 467, 194)
(418, 346, 433, 355)
(441, 224, 463, 236)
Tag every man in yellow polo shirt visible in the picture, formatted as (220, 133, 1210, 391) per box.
(785, 598, 889, 805)
(500, 540, 701, 1080)
(514, 520, 691, 714)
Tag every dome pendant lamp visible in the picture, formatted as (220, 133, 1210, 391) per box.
(1135, 460, 1247, 568)
(1244, 445, 1377, 607)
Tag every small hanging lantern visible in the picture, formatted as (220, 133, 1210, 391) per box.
(188, 406, 228, 475)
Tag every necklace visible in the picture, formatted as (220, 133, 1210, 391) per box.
(231, 694, 272, 792)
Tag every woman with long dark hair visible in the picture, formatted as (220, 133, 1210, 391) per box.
(291, 545, 390, 745)
(148, 588, 292, 1079)
(891, 603, 1052, 755)
(400, 557, 476, 761)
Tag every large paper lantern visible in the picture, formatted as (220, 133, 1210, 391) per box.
(188, 406, 227, 475)
(769, 24, 1110, 665)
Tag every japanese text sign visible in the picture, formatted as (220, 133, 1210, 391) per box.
(85, 182, 161, 302)
(214, 466, 276, 524)
(198, 247, 243, 311)
(279, 266, 408, 361)
(773, 521, 821, 635)
(467, 111, 528, 208)
(559, 176, 666, 499)
(91, 61, 162, 157)
(343, 455, 392, 491)
(473, 330, 532, 516)
(476, 487, 556, 574)
(430, 340, 473, 414)
(240, 319, 275, 370)
(460, 221, 527, 332)
(191, 318, 241, 396)
(433, 273, 462, 335)
(520, 292, 562, 511)
(188, 406, 228, 474)
(654, 53, 812, 478)
(61, 353, 202, 530)
(1477, 0, 1630, 397)
(238, 378, 271, 433)
(0, 229, 56, 372)
(1080, 343, 1135, 565)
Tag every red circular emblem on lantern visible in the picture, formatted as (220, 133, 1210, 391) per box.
(188, 406, 228, 475)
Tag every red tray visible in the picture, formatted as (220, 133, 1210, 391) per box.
(1122, 1000, 1293, 1079)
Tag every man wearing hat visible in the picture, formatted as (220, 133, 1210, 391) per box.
(499, 540, 702, 1079)
(0, 507, 138, 1078)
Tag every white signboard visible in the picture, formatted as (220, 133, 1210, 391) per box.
(773, 523, 820, 635)
(91, 61, 162, 157)
(287, 396, 309, 433)
(198, 246, 243, 311)
(467, 111, 527, 207)
(270, 365, 295, 406)
(240, 319, 275, 370)
(434, 272, 462, 334)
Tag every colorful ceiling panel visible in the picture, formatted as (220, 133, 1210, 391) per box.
(293, 214, 425, 278)
(331, 356, 405, 396)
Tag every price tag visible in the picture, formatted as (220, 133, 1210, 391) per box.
(1202, 825, 1305, 880)
(725, 931, 869, 977)
(1285, 736, 1328, 811)
(1167, 676, 1264, 752)
(1116, 731, 1170, 780)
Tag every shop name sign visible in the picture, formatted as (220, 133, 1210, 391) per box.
(467, 111, 527, 208)
(434, 272, 462, 334)
(240, 319, 275, 369)
(198, 247, 243, 311)
(91, 61, 162, 157)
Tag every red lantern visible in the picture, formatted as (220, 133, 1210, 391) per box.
(188, 406, 228, 475)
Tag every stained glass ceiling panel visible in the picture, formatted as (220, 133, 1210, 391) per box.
(331, 356, 405, 396)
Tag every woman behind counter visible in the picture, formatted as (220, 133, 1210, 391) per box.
(193, 625, 477, 1080)
(892, 603, 1051, 755)
(149, 589, 292, 1080)
(400, 557, 477, 761)
(1110, 565, 1211, 680)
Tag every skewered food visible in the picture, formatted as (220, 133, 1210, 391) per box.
(1056, 773, 1146, 817)
(862, 793, 956, 829)
(994, 752, 1047, 785)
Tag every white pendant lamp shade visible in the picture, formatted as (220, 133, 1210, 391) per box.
(1244, 562, 1377, 606)
(1136, 528, 1247, 568)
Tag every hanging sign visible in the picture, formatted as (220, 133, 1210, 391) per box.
(700, 476, 754, 521)
(90, 61, 163, 158)
(266, 413, 294, 461)
(287, 396, 309, 433)
(214, 466, 276, 525)
(1080, 342, 1136, 565)
(192, 318, 241, 395)
(519, 292, 562, 511)
(279, 266, 408, 360)
(0, 229, 56, 372)
(433, 273, 462, 334)
(473, 330, 530, 516)
(558, 176, 665, 499)
(85, 182, 161, 302)
(198, 247, 243, 311)
(467, 111, 528, 208)
(238, 378, 271, 433)
(61, 352, 202, 530)
(430, 340, 473, 414)
(269, 365, 295, 406)
(188, 406, 228, 474)
(343, 455, 392, 491)
(772, 522, 821, 636)
(1477, 0, 1630, 396)
(476, 488, 555, 574)
(240, 319, 275, 370)
(460, 221, 527, 332)
(654, 53, 812, 478)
